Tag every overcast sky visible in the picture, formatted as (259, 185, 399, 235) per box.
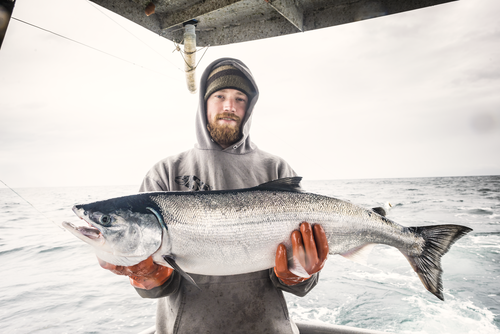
(1, 0, 499, 188)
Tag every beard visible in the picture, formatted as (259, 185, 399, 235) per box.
(207, 112, 243, 147)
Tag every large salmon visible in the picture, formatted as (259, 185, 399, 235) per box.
(62, 177, 472, 300)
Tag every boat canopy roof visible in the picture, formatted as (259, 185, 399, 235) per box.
(89, 0, 456, 46)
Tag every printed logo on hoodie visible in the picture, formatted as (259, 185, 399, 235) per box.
(175, 175, 211, 191)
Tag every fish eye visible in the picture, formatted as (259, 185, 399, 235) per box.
(100, 215, 112, 225)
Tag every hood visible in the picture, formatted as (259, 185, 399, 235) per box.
(195, 58, 259, 154)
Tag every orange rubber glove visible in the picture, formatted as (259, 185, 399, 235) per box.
(98, 256, 173, 290)
(274, 222, 329, 286)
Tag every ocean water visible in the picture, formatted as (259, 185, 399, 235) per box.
(1, 176, 499, 333)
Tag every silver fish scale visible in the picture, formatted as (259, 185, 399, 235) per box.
(150, 190, 424, 276)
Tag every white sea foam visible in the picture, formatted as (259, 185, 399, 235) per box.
(288, 302, 342, 324)
(399, 296, 500, 334)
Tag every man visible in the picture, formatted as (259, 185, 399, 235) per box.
(99, 58, 329, 333)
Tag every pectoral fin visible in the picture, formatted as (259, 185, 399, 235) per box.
(162, 255, 201, 290)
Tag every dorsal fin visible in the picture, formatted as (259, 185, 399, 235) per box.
(252, 177, 303, 193)
(371, 207, 386, 217)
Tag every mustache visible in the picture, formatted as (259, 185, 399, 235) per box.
(215, 112, 241, 122)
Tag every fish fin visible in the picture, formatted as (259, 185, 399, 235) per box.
(340, 243, 375, 265)
(252, 177, 303, 193)
(371, 207, 386, 217)
(288, 256, 310, 278)
(162, 256, 201, 290)
(402, 224, 472, 301)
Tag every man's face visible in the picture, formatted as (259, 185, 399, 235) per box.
(206, 89, 248, 148)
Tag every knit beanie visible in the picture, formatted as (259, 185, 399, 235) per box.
(204, 64, 255, 101)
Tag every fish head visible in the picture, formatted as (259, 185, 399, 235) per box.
(62, 195, 163, 266)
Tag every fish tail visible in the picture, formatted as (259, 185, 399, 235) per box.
(402, 224, 472, 301)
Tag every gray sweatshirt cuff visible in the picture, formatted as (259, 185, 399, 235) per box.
(134, 271, 181, 299)
(269, 269, 319, 297)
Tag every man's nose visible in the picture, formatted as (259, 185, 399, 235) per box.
(223, 99, 236, 112)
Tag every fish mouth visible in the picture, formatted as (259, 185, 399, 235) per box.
(69, 205, 105, 237)
(62, 221, 101, 240)
(63, 205, 107, 246)
(62, 218, 105, 247)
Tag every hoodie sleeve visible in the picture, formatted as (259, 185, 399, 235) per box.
(269, 270, 320, 297)
(138, 158, 172, 192)
(134, 271, 182, 299)
(139, 175, 168, 192)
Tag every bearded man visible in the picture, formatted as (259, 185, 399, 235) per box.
(98, 58, 329, 334)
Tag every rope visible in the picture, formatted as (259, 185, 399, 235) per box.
(173, 39, 210, 72)
(0, 179, 65, 231)
(83, 0, 183, 72)
(11, 17, 177, 79)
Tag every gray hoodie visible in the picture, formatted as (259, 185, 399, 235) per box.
(137, 58, 318, 334)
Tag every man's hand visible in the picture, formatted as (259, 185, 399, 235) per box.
(274, 222, 329, 286)
(98, 256, 173, 290)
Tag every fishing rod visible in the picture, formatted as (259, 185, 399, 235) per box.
(0, 179, 66, 231)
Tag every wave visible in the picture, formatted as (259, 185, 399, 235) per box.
(0, 246, 26, 256)
(479, 188, 500, 193)
(468, 208, 494, 215)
